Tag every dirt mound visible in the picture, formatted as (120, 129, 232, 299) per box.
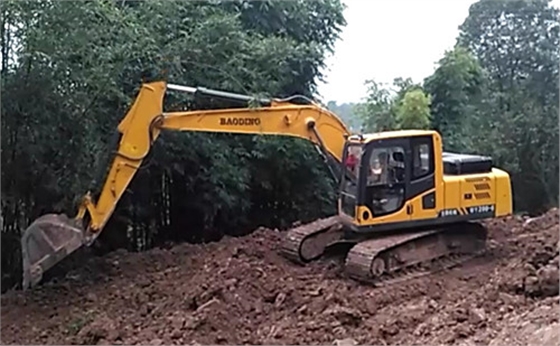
(1, 210, 558, 345)
(394, 209, 559, 345)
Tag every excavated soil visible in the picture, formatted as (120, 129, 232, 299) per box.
(1, 209, 558, 345)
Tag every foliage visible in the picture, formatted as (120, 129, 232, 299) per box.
(455, 0, 559, 212)
(220, 0, 347, 96)
(394, 89, 432, 130)
(353, 78, 427, 132)
(353, 80, 395, 132)
(0, 0, 345, 290)
(423, 46, 486, 151)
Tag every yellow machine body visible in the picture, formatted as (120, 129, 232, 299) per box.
(338, 131, 512, 231)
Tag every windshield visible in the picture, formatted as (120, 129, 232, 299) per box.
(362, 144, 406, 217)
(366, 147, 405, 186)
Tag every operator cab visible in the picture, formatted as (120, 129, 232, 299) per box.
(339, 130, 437, 225)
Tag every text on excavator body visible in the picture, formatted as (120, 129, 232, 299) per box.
(219, 117, 261, 126)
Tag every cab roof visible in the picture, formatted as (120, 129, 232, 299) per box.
(347, 129, 437, 144)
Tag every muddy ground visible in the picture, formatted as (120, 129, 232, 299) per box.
(1, 209, 558, 345)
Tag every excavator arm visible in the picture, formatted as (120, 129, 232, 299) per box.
(21, 81, 351, 289)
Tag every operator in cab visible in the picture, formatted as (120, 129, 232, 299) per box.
(345, 146, 362, 175)
(369, 151, 390, 185)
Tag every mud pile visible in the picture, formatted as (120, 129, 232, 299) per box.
(1, 209, 558, 345)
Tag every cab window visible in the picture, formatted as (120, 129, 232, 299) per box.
(364, 145, 406, 217)
(412, 138, 434, 180)
(367, 147, 406, 186)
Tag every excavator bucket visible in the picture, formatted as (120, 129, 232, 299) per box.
(21, 214, 86, 290)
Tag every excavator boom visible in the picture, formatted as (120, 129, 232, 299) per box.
(21, 81, 351, 289)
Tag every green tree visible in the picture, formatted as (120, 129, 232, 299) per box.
(394, 89, 432, 130)
(456, 0, 559, 213)
(220, 0, 346, 97)
(354, 77, 427, 132)
(354, 79, 396, 132)
(392, 77, 422, 100)
(423, 46, 487, 151)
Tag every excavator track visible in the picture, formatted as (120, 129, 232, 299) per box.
(280, 215, 346, 264)
(344, 222, 488, 287)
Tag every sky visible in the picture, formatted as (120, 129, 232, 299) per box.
(317, 0, 560, 104)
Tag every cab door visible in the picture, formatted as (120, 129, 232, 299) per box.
(357, 137, 412, 225)
(406, 135, 438, 221)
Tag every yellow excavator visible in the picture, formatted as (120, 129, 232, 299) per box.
(21, 81, 513, 289)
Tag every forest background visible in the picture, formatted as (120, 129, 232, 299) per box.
(1, 0, 558, 291)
